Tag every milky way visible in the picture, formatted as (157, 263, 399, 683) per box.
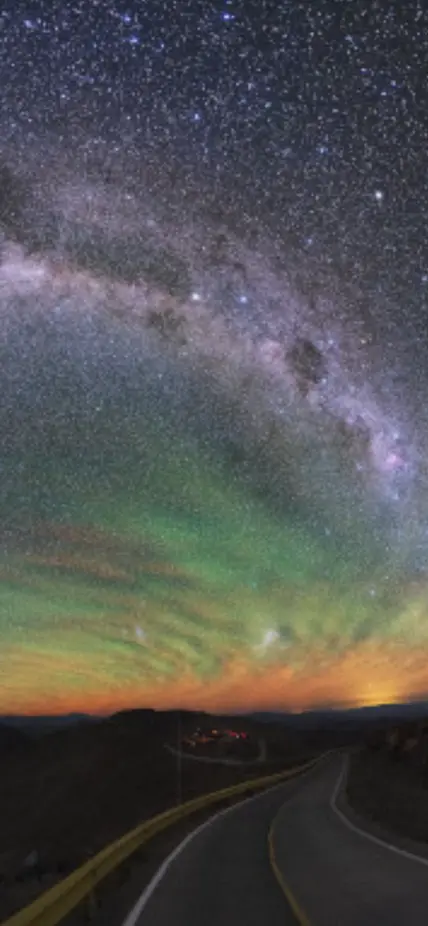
(1, 0, 428, 713)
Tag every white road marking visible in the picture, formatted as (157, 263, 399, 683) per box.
(330, 754, 428, 867)
(122, 760, 323, 926)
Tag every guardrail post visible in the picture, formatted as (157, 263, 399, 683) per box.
(86, 883, 98, 920)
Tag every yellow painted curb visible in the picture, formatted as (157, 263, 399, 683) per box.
(268, 816, 312, 926)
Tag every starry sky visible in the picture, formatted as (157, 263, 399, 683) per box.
(1, 0, 428, 715)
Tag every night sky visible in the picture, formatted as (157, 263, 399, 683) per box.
(1, 0, 428, 715)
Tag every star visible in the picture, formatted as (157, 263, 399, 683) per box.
(1, 0, 428, 718)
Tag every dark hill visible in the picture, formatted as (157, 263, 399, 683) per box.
(0, 706, 358, 920)
(0, 722, 29, 754)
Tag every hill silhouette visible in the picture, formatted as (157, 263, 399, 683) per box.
(0, 702, 418, 921)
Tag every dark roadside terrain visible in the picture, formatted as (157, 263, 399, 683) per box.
(347, 711, 428, 846)
(0, 706, 363, 921)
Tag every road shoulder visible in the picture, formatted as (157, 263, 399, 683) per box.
(270, 755, 428, 926)
(334, 754, 428, 863)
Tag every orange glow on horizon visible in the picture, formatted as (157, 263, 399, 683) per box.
(6, 640, 428, 717)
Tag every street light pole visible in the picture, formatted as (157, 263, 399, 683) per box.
(177, 709, 182, 806)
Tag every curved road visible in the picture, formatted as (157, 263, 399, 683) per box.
(122, 759, 321, 926)
(123, 754, 428, 926)
(164, 737, 267, 766)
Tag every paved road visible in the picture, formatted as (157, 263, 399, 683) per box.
(124, 754, 428, 926)
(123, 763, 322, 926)
(271, 754, 428, 925)
(164, 736, 267, 766)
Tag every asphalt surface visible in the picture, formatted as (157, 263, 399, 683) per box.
(124, 764, 322, 926)
(125, 754, 428, 926)
(272, 754, 428, 925)
(164, 737, 267, 766)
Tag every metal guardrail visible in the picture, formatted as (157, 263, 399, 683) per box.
(1, 755, 322, 926)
